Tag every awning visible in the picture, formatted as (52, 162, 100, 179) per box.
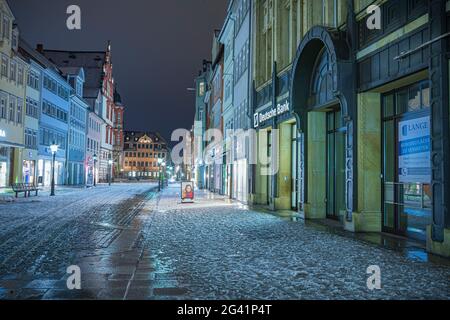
(0, 141, 25, 148)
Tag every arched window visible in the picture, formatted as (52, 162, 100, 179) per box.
(309, 49, 333, 108)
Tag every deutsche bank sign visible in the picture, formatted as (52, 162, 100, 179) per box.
(254, 101, 290, 128)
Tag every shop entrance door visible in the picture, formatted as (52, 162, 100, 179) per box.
(0, 161, 7, 187)
(267, 131, 272, 205)
(326, 108, 346, 220)
(291, 124, 299, 210)
(382, 81, 432, 242)
(0, 147, 11, 187)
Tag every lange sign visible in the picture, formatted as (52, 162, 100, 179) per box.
(398, 116, 431, 183)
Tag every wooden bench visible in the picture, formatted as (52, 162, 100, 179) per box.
(11, 183, 40, 198)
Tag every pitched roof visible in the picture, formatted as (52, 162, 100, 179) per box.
(58, 66, 82, 77)
(114, 88, 123, 105)
(41, 50, 106, 91)
(18, 38, 60, 71)
(124, 131, 167, 145)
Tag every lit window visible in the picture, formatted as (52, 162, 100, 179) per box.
(199, 82, 206, 96)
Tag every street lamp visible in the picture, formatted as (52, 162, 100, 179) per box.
(50, 143, 59, 196)
(108, 159, 113, 186)
(93, 154, 97, 187)
(158, 158, 163, 191)
(161, 161, 167, 187)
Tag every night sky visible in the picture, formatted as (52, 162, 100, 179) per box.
(9, 0, 228, 143)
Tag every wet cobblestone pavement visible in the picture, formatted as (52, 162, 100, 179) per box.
(0, 183, 449, 300)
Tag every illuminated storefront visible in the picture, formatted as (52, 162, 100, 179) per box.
(251, 95, 296, 211)
(0, 5, 27, 189)
(22, 159, 36, 184)
(233, 158, 248, 203)
(37, 158, 64, 187)
(0, 146, 12, 188)
(0, 142, 24, 189)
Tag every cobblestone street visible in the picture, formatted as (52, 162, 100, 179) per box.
(0, 183, 449, 300)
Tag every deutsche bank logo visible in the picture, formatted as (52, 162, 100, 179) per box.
(254, 113, 259, 128)
(402, 125, 408, 136)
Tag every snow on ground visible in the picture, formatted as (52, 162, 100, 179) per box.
(0, 183, 157, 277)
(142, 185, 450, 300)
(0, 182, 448, 300)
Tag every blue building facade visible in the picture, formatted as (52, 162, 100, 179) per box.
(37, 65, 70, 186)
(219, 9, 235, 198)
(192, 62, 210, 190)
(63, 67, 88, 185)
(231, 0, 251, 204)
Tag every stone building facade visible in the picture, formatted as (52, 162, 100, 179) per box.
(248, 0, 450, 257)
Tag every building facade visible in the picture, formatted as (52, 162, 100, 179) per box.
(191, 1, 253, 203)
(86, 109, 102, 186)
(36, 46, 70, 187)
(0, 0, 27, 188)
(42, 42, 118, 183)
(99, 44, 115, 183)
(251, 0, 305, 211)
(63, 67, 88, 185)
(205, 30, 224, 194)
(245, 0, 450, 257)
(113, 88, 124, 179)
(19, 40, 43, 186)
(192, 60, 211, 189)
(231, 0, 252, 204)
(1, 2, 129, 190)
(219, 12, 235, 198)
(122, 131, 169, 180)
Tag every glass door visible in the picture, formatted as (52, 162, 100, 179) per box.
(0, 146, 9, 188)
(0, 161, 7, 188)
(326, 109, 346, 220)
(382, 81, 432, 241)
(44, 160, 52, 186)
(291, 124, 299, 210)
(267, 130, 272, 205)
(22, 160, 35, 184)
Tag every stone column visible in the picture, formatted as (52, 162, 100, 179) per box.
(275, 122, 292, 210)
(303, 112, 326, 219)
(344, 93, 382, 232)
(427, 0, 450, 257)
(13, 148, 23, 184)
(254, 129, 269, 205)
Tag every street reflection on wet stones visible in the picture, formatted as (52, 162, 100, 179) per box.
(0, 183, 449, 300)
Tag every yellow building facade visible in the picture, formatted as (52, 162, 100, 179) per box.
(0, 0, 27, 188)
(251, 0, 450, 257)
(251, 0, 348, 211)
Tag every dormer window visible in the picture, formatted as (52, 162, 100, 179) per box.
(2, 15, 10, 41)
(76, 79, 83, 97)
(12, 29, 18, 50)
(69, 77, 76, 88)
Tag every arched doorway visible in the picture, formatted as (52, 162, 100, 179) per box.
(290, 26, 355, 222)
(307, 48, 347, 220)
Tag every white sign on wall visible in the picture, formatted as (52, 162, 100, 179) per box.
(398, 116, 431, 183)
(0, 129, 5, 138)
(254, 101, 290, 128)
